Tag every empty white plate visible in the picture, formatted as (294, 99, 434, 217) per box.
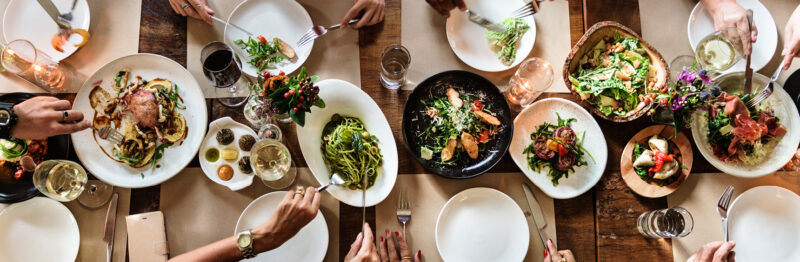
(0, 197, 80, 262)
(436, 187, 529, 262)
(3, 0, 90, 62)
(688, 0, 777, 73)
(446, 0, 536, 72)
(728, 186, 800, 261)
(235, 191, 328, 261)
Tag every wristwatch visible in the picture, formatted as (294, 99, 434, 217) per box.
(0, 102, 17, 139)
(236, 230, 256, 259)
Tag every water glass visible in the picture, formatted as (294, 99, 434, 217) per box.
(505, 57, 553, 111)
(637, 206, 694, 238)
(1, 39, 76, 92)
(380, 44, 410, 89)
(32, 160, 87, 202)
(201, 41, 249, 107)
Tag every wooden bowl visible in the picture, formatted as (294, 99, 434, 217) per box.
(620, 125, 693, 198)
(563, 21, 669, 122)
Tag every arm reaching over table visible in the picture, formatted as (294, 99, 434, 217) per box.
(168, 187, 320, 262)
(688, 241, 736, 262)
(168, 0, 215, 24)
(4, 96, 90, 140)
(544, 238, 575, 262)
(701, 0, 757, 55)
(340, 0, 386, 29)
(782, 4, 800, 70)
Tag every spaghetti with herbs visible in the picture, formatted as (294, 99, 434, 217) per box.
(321, 114, 382, 189)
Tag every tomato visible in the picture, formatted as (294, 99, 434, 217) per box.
(557, 144, 568, 157)
(471, 100, 484, 111)
(14, 170, 23, 180)
(257, 35, 267, 44)
(478, 130, 490, 143)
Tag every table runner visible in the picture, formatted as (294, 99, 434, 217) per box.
(187, 0, 361, 98)
(0, 186, 131, 262)
(159, 167, 340, 261)
(667, 172, 800, 261)
(0, 0, 141, 93)
(375, 172, 556, 262)
(401, 0, 572, 92)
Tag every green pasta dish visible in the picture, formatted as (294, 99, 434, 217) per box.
(568, 34, 655, 117)
(487, 18, 530, 66)
(321, 114, 382, 189)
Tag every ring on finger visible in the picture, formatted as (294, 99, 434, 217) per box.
(559, 258, 566, 262)
(61, 111, 69, 122)
(401, 256, 412, 261)
(294, 186, 305, 195)
(181, 3, 190, 9)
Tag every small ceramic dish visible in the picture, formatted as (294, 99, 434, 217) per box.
(198, 117, 259, 191)
(620, 125, 693, 198)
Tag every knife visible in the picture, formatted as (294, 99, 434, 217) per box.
(465, 10, 507, 34)
(36, 0, 71, 30)
(521, 183, 550, 252)
(103, 193, 119, 262)
(743, 9, 754, 94)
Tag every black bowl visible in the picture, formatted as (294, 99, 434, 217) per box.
(783, 68, 800, 115)
(0, 93, 71, 203)
(401, 70, 513, 179)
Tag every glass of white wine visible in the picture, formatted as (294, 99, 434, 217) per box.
(695, 27, 744, 72)
(32, 159, 87, 202)
(249, 138, 296, 189)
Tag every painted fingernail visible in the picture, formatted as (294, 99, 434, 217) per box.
(417, 250, 421, 257)
(380, 236, 384, 242)
(544, 249, 549, 257)
(547, 239, 553, 245)
(386, 229, 390, 235)
(395, 231, 400, 237)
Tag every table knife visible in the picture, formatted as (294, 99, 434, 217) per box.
(521, 183, 550, 251)
(103, 193, 119, 262)
(465, 10, 507, 33)
(36, 0, 71, 30)
(744, 9, 754, 94)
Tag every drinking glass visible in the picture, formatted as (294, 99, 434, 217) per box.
(201, 41, 249, 107)
(505, 57, 553, 111)
(249, 138, 296, 189)
(258, 123, 283, 142)
(380, 44, 410, 89)
(1, 39, 76, 92)
(637, 206, 694, 238)
(695, 27, 744, 73)
(77, 180, 114, 208)
(32, 159, 87, 202)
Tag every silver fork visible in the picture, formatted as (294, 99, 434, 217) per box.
(296, 19, 359, 48)
(396, 188, 411, 237)
(717, 185, 734, 242)
(58, 0, 78, 22)
(746, 66, 782, 108)
(94, 126, 123, 144)
(512, 0, 541, 19)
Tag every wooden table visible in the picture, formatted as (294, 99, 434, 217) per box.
(128, 0, 722, 261)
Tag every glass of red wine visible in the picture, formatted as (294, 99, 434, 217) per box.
(201, 41, 250, 107)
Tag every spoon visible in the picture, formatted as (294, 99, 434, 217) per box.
(317, 173, 346, 192)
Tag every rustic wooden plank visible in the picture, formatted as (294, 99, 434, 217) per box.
(583, 0, 641, 34)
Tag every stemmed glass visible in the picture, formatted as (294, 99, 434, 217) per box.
(200, 41, 250, 107)
(504, 57, 553, 111)
(694, 27, 745, 74)
(31, 159, 113, 208)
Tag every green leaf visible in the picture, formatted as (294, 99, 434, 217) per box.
(313, 98, 325, 108)
(311, 75, 320, 82)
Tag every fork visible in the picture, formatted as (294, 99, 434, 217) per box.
(512, 0, 541, 19)
(296, 19, 359, 48)
(746, 66, 782, 108)
(396, 189, 411, 237)
(58, 0, 78, 22)
(94, 126, 123, 144)
(716, 185, 734, 242)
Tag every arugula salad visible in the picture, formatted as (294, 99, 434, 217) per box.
(568, 34, 655, 117)
(234, 35, 296, 73)
(487, 18, 530, 66)
(523, 114, 593, 186)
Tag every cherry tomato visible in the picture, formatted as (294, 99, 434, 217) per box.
(257, 35, 267, 44)
(557, 144, 568, 157)
(478, 130, 490, 143)
(471, 100, 484, 111)
(14, 170, 23, 180)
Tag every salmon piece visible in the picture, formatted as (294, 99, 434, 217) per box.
(446, 87, 463, 108)
(461, 132, 479, 159)
(473, 110, 501, 126)
(441, 138, 457, 161)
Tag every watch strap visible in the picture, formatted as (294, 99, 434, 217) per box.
(0, 102, 16, 139)
(237, 230, 256, 259)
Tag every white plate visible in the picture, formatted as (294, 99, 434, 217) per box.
(688, 0, 777, 73)
(235, 191, 328, 261)
(0, 197, 79, 262)
(71, 54, 208, 188)
(435, 187, 529, 262)
(224, 0, 313, 77)
(2, 0, 90, 62)
(199, 117, 258, 191)
(509, 98, 608, 199)
(296, 79, 398, 207)
(728, 186, 800, 261)
(446, 0, 536, 72)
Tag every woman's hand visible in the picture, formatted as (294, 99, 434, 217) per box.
(782, 5, 800, 70)
(378, 229, 421, 262)
(10, 96, 90, 140)
(341, 0, 386, 29)
(425, 0, 466, 18)
(168, 0, 215, 24)
(251, 187, 321, 253)
(688, 241, 736, 262)
(702, 0, 757, 55)
(543, 239, 575, 262)
(344, 223, 381, 262)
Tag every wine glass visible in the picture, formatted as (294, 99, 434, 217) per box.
(249, 138, 296, 189)
(695, 27, 744, 73)
(504, 57, 553, 111)
(201, 41, 249, 107)
(32, 159, 86, 202)
(77, 180, 114, 208)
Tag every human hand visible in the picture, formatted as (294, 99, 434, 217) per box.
(543, 239, 575, 262)
(378, 229, 421, 262)
(425, 0, 466, 18)
(703, 0, 757, 55)
(168, 0, 215, 24)
(251, 187, 321, 253)
(10, 96, 90, 140)
(688, 241, 736, 262)
(781, 5, 800, 70)
(341, 0, 385, 29)
(344, 223, 381, 262)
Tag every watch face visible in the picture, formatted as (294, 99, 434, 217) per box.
(0, 110, 9, 125)
(237, 233, 251, 247)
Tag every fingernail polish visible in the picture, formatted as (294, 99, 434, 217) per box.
(395, 231, 400, 237)
(380, 236, 384, 242)
(544, 249, 549, 257)
(547, 239, 552, 245)
(385, 229, 390, 235)
(417, 250, 421, 257)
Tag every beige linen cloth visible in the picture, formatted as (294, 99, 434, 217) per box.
(188, 0, 360, 98)
(0, 0, 141, 93)
(0, 187, 131, 262)
(376, 173, 556, 262)
(402, 0, 572, 92)
(160, 167, 340, 261)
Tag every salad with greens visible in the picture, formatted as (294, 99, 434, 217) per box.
(568, 34, 654, 117)
(523, 114, 593, 186)
(487, 18, 530, 66)
(234, 35, 296, 73)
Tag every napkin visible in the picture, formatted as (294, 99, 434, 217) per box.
(376, 173, 557, 262)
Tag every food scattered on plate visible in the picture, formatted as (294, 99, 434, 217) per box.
(523, 113, 593, 186)
(703, 93, 786, 164)
(632, 135, 686, 185)
(218, 165, 233, 181)
(486, 18, 530, 66)
(239, 135, 256, 151)
(234, 35, 297, 74)
(0, 138, 47, 180)
(51, 29, 90, 53)
(321, 114, 382, 189)
(89, 69, 188, 170)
